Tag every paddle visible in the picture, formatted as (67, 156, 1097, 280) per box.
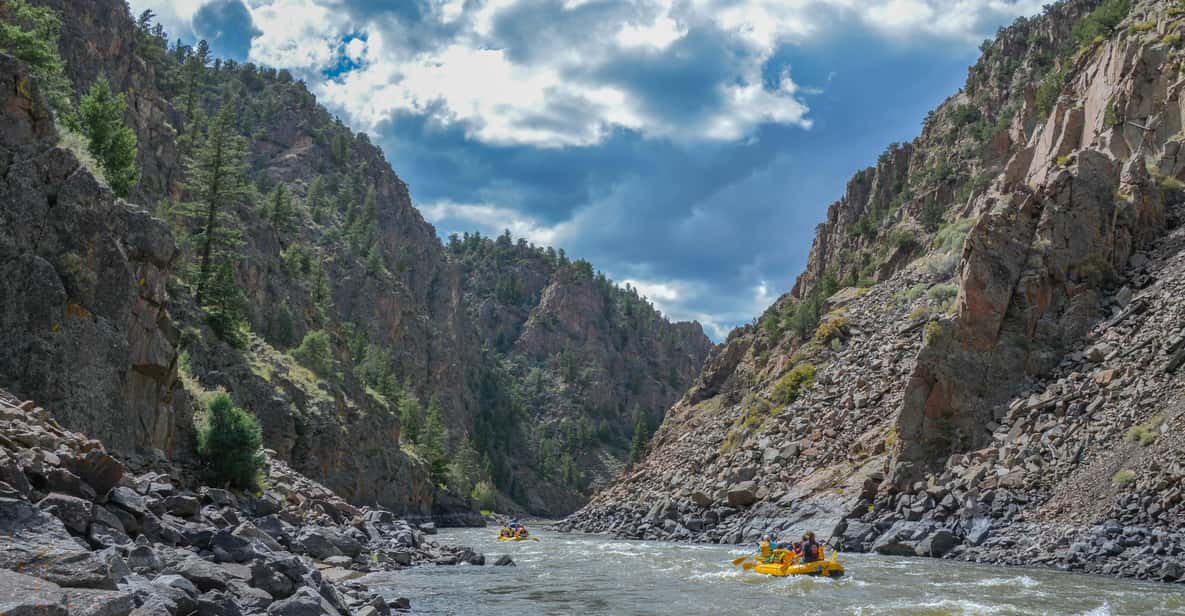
(731, 553, 755, 566)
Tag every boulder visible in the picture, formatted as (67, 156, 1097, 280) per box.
(175, 557, 230, 592)
(233, 520, 284, 551)
(267, 587, 341, 616)
(38, 492, 93, 534)
(251, 560, 295, 599)
(726, 482, 758, 507)
(494, 555, 515, 566)
(210, 530, 256, 563)
(294, 528, 343, 560)
(107, 488, 147, 515)
(0, 498, 116, 589)
(61, 588, 135, 616)
(126, 545, 162, 573)
(0, 567, 68, 615)
(71, 450, 126, 495)
(162, 495, 200, 518)
(915, 529, 958, 558)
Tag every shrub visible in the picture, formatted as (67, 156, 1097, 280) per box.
(1157, 174, 1184, 191)
(896, 282, 928, 304)
(1127, 22, 1155, 35)
(927, 283, 958, 306)
(1035, 65, 1068, 118)
(891, 229, 919, 253)
(924, 320, 942, 341)
(1056, 154, 1072, 167)
(293, 330, 334, 376)
(772, 362, 816, 405)
(908, 305, 931, 322)
(813, 317, 851, 345)
(471, 480, 496, 511)
(1125, 416, 1163, 446)
(1112, 469, 1135, 486)
(1103, 99, 1120, 128)
(77, 77, 140, 197)
(920, 197, 944, 232)
(196, 393, 264, 489)
(1072, 0, 1131, 48)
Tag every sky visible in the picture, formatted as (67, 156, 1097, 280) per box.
(130, 0, 1049, 340)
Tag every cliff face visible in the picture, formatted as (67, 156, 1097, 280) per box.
(2, 0, 710, 518)
(566, 0, 1185, 582)
(448, 234, 713, 514)
(0, 52, 178, 455)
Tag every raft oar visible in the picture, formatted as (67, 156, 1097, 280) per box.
(732, 553, 756, 566)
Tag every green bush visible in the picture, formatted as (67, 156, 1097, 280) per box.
(1125, 416, 1163, 446)
(196, 393, 264, 489)
(1112, 469, 1135, 486)
(1072, 0, 1131, 48)
(0, 0, 72, 113)
(933, 217, 976, 255)
(813, 317, 850, 345)
(1035, 65, 1067, 118)
(77, 76, 140, 197)
(293, 330, 334, 376)
(927, 283, 958, 305)
(471, 480, 496, 511)
(772, 362, 816, 405)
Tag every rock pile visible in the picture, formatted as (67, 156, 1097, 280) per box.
(0, 389, 489, 614)
(560, 270, 930, 543)
(844, 202, 1185, 581)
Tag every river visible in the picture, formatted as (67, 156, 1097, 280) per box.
(362, 526, 1185, 615)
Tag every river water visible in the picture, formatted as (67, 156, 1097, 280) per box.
(364, 526, 1185, 615)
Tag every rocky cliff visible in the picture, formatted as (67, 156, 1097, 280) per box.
(564, 0, 1185, 583)
(447, 233, 712, 513)
(1, 0, 710, 518)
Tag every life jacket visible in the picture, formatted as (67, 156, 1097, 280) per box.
(759, 541, 772, 558)
(802, 540, 819, 562)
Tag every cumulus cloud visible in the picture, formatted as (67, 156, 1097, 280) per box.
(420, 200, 569, 248)
(127, 0, 1051, 339)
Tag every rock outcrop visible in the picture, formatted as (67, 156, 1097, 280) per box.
(565, 0, 1185, 584)
(0, 52, 178, 455)
(447, 235, 712, 514)
(0, 386, 487, 614)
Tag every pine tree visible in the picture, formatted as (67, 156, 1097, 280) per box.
(186, 103, 249, 305)
(365, 241, 385, 274)
(196, 393, 263, 489)
(306, 175, 327, 224)
(629, 409, 649, 463)
(0, 0, 71, 114)
(264, 183, 297, 232)
(203, 260, 248, 348)
(423, 396, 450, 485)
(178, 39, 209, 154)
(398, 395, 423, 444)
(448, 436, 482, 497)
(77, 76, 140, 197)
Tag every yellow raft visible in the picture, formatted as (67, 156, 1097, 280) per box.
(497, 535, 532, 542)
(750, 550, 845, 578)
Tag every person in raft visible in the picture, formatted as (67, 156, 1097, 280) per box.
(759, 534, 788, 563)
(796, 531, 822, 563)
